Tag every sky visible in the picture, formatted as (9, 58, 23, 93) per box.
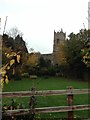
(0, 0, 89, 54)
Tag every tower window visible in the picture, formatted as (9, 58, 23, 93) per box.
(57, 39, 59, 44)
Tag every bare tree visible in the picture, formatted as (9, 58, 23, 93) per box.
(6, 26, 23, 39)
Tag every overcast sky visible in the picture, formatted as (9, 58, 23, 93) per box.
(0, 0, 89, 54)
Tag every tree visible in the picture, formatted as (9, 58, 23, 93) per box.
(27, 52, 39, 67)
(38, 57, 47, 68)
(82, 46, 90, 67)
(6, 27, 23, 39)
(64, 30, 87, 79)
(81, 30, 90, 67)
(2, 33, 28, 80)
(14, 35, 28, 53)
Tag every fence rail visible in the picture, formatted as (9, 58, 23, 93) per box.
(2, 88, 90, 120)
(2, 89, 90, 98)
(3, 105, 90, 116)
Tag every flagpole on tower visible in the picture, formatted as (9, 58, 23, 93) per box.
(3, 16, 8, 35)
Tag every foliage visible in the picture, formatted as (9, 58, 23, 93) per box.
(64, 30, 89, 79)
(3, 98, 24, 111)
(14, 35, 28, 53)
(0, 51, 21, 88)
(35, 56, 54, 76)
(38, 57, 47, 68)
(27, 52, 39, 67)
(81, 30, 90, 67)
(82, 47, 90, 67)
(1, 32, 29, 82)
(2, 33, 28, 62)
(2, 46, 10, 65)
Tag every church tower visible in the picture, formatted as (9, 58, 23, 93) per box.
(53, 29, 66, 65)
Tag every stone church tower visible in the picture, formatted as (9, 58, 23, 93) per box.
(53, 29, 66, 65)
(41, 29, 66, 66)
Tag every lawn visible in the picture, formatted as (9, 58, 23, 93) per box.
(3, 77, 88, 91)
(2, 77, 89, 119)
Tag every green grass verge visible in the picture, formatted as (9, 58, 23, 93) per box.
(3, 77, 88, 91)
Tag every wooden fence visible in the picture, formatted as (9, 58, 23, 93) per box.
(2, 87, 90, 120)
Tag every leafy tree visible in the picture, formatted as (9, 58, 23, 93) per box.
(64, 30, 87, 79)
(2, 33, 28, 80)
(81, 30, 90, 67)
(27, 52, 39, 67)
(26, 52, 40, 75)
(14, 35, 28, 53)
(38, 56, 47, 68)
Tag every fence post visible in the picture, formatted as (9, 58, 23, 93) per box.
(67, 86, 74, 120)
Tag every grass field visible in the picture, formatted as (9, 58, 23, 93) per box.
(2, 77, 89, 119)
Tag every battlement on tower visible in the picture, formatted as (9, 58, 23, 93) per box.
(54, 29, 66, 42)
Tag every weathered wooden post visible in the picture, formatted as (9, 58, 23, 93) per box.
(67, 86, 74, 120)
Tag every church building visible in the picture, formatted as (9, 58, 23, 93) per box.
(42, 29, 66, 65)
